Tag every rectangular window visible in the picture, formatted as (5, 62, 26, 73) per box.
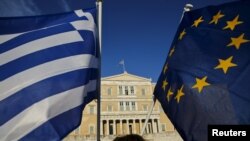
(120, 102, 124, 111)
(126, 102, 130, 111)
(107, 105, 112, 111)
(89, 126, 94, 134)
(125, 86, 129, 95)
(89, 105, 94, 114)
(143, 105, 148, 111)
(131, 102, 136, 111)
(107, 88, 112, 95)
(142, 88, 146, 96)
(161, 124, 166, 131)
(130, 86, 134, 94)
(119, 86, 123, 95)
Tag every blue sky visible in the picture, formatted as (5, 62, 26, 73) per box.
(0, 0, 236, 82)
(102, 0, 236, 82)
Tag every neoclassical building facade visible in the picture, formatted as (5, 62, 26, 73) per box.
(65, 72, 179, 140)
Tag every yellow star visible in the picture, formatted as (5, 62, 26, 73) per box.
(162, 79, 168, 91)
(192, 16, 204, 27)
(163, 63, 168, 74)
(214, 56, 237, 74)
(192, 76, 210, 93)
(223, 15, 243, 31)
(175, 85, 185, 103)
(166, 87, 174, 102)
(178, 29, 186, 40)
(209, 11, 225, 24)
(169, 47, 175, 57)
(227, 33, 250, 50)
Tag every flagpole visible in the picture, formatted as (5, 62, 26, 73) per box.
(180, 4, 193, 22)
(120, 59, 126, 73)
(140, 4, 193, 136)
(140, 96, 156, 135)
(96, 0, 102, 141)
(122, 61, 126, 73)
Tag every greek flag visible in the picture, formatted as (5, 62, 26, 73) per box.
(0, 8, 98, 140)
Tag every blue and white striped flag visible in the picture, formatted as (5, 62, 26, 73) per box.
(0, 8, 98, 140)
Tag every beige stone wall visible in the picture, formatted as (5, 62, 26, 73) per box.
(102, 101, 118, 112)
(101, 85, 118, 97)
(157, 101, 175, 132)
(81, 101, 97, 135)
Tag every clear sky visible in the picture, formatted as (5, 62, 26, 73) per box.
(102, 0, 236, 82)
(0, 0, 237, 82)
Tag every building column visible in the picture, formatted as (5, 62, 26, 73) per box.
(107, 120, 110, 135)
(113, 120, 116, 135)
(127, 119, 129, 134)
(133, 119, 136, 134)
(157, 119, 162, 132)
(152, 119, 157, 133)
(100, 120, 103, 135)
(139, 119, 142, 134)
(120, 120, 123, 134)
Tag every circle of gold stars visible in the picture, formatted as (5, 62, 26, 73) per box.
(161, 10, 249, 104)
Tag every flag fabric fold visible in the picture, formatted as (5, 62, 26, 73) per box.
(119, 59, 124, 65)
(154, 1, 250, 141)
(0, 8, 98, 141)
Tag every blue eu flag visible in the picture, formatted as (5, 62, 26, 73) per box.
(154, 1, 250, 141)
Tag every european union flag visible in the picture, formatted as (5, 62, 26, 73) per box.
(0, 9, 98, 140)
(154, 1, 250, 141)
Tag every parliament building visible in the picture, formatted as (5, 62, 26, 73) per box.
(65, 72, 182, 141)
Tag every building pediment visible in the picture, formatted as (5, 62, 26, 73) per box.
(102, 72, 151, 82)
